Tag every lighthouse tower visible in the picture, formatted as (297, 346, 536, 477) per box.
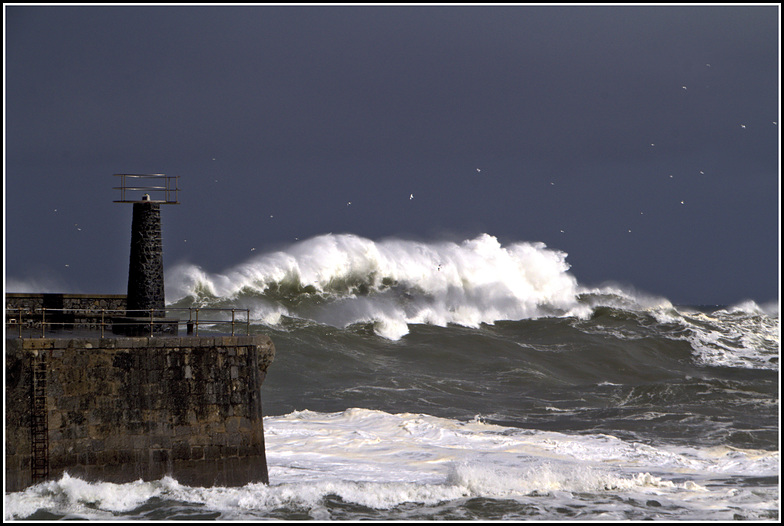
(113, 174, 180, 334)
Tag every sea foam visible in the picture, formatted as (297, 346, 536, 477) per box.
(167, 233, 584, 339)
(7, 408, 777, 521)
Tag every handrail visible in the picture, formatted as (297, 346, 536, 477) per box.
(4, 306, 251, 338)
(113, 173, 180, 204)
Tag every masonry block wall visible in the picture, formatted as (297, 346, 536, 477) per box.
(5, 335, 275, 492)
(5, 293, 127, 313)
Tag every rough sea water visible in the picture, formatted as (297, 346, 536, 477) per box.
(5, 233, 779, 521)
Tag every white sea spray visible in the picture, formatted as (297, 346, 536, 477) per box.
(5, 409, 777, 521)
(168, 233, 582, 339)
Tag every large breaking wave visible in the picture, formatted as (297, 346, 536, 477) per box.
(166, 233, 778, 370)
(167, 233, 595, 339)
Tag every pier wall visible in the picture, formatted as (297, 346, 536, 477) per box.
(5, 293, 127, 313)
(5, 334, 275, 492)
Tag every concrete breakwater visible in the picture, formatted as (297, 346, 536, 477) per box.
(5, 334, 275, 492)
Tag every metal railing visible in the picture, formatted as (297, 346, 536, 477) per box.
(5, 307, 251, 338)
(113, 173, 180, 204)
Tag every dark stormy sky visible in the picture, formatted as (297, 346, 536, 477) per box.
(4, 5, 780, 306)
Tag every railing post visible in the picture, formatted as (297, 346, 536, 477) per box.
(246, 308, 250, 335)
(150, 308, 154, 337)
(195, 308, 199, 336)
(41, 308, 46, 338)
(101, 309, 105, 338)
(231, 308, 236, 336)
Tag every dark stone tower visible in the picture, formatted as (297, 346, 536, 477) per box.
(126, 196, 165, 315)
(113, 174, 179, 334)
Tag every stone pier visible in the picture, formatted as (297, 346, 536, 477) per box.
(5, 335, 275, 492)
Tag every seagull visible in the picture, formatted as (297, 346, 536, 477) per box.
(476, 168, 481, 173)
(682, 86, 688, 90)
(740, 124, 746, 129)
(347, 201, 352, 206)
(410, 194, 414, 200)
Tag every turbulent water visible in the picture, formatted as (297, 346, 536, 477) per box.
(5, 233, 780, 520)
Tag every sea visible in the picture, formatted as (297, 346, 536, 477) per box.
(4, 233, 780, 521)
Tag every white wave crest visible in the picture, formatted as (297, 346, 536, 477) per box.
(167, 233, 583, 339)
(638, 299, 781, 370)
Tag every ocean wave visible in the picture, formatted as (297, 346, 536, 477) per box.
(165, 233, 777, 371)
(659, 300, 779, 370)
(5, 409, 778, 521)
(167, 233, 586, 339)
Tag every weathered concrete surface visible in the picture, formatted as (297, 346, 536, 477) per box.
(6, 335, 274, 492)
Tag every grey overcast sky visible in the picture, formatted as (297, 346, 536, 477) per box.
(3, 4, 780, 306)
